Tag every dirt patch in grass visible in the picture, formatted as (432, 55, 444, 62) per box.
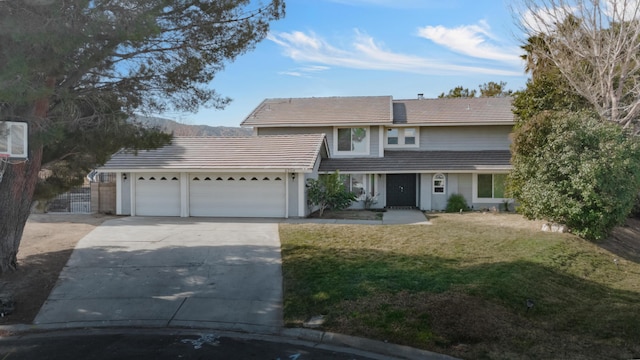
(0, 214, 114, 324)
(308, 209, 383, 220)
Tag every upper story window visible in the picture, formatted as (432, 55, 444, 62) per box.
(385, 127, 418, 148)
(335, 127, 368, 154)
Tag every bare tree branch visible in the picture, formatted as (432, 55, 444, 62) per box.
(513, 0, 640, 133)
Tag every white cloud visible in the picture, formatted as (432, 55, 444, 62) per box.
(595, 0, 640, 21)
(278, 65, 331, 78)
(417, 21, 521, 63)
(267, 29, 523, 77)
(518, 4, 575, 34)
(278, 71, 304, 77)
(516, 1, 640, 34)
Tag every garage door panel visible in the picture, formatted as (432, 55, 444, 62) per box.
(189, 173, 285, 217)
(136, 174, 181, 216)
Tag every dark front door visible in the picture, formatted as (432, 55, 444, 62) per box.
(386, 174, 416, 207)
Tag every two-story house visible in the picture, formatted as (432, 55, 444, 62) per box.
(100, 95, 513, 217)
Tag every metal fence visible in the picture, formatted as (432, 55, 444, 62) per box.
(47, 186, 92, 213)
(46, 172, 117, 213)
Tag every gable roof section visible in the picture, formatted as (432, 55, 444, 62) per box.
(393, 97, 514, 126)
(319, 150, 512, 173)
(99, 134, 327, 172)
(241, 96, 393, 127)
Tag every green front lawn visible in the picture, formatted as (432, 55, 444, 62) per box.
(280, 213, 640, 359)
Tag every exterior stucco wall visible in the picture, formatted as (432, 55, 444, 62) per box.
(419, 173, 432, 211)
(457, 173, 473, 208)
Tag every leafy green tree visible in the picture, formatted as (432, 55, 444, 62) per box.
(478, 81, 512, 97)
(307, 171, 357, 217)
(0, 0, 285, 273)
(508, 111, 640, 240)
(438, 82, 512, 98)
(438, 86, 477, 98)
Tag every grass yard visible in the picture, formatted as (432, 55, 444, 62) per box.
(280, 213, 640, 360)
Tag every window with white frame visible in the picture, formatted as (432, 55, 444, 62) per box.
(339, 173, 377, 200)
(476, 174, 507, 199)
(433, 173, 446, 194)
(385, 127, 418, 147)
(336, 127, 368, 153)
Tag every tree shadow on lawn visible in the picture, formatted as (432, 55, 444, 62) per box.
(282, 246, 640, 360)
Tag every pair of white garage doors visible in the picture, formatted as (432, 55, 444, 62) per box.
(134, 173, 286, 217)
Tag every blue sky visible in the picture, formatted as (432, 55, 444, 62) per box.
(168, 0, 529, 127)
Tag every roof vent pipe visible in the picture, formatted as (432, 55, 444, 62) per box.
(417, 93, 424, 100)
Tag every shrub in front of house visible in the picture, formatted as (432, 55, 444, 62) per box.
(307, 171, 357, 217)
(446, 193, 470, 213)
(508, 111, 640, 240)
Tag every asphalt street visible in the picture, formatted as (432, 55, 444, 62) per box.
(0, 329, 389, 360)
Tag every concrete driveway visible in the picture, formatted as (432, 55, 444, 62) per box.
(34, 217, 283, 334)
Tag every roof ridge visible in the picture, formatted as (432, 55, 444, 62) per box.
(393, 96, 513, 102)
(263, 95, 392, 101)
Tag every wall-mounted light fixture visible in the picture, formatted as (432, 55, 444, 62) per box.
(291, 173, 296, 181)
(122, 173, 128, 180)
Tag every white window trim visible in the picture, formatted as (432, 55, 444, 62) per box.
(472, 173, 509, 203)
(0, 121, 28, 158)
(334, 126, 370, 155)
(340, 173, 374, 201)
(432, 173, 446, 194)
(384, 127, 419, 148)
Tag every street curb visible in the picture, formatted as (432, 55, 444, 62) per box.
(0, 324, 459, 360)
(281, 328, 459, 360)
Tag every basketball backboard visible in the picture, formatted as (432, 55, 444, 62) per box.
(0, 121, 28, 159)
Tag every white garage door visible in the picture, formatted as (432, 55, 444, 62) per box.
(189, 173, 286, 217)
(135, 174, 181, 216)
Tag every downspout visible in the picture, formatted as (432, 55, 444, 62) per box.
(130, 172, 136, 216)
(285, 170, 289, 218)
(116, 172, 122, 215)
(298, 172, 305, 217)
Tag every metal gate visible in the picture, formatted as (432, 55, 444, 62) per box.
(47, 186, 92, 213)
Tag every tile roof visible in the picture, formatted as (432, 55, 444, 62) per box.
(99, 134, 327, 172)
(241, 96, 514, 127)
(393, 97, 514, 125)
(241, 96, 393, 127)
(318, 150, 512, 173)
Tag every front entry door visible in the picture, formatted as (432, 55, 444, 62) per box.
(386, 174, 416, 207)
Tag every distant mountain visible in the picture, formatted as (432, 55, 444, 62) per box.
(136, 116, 253, 137)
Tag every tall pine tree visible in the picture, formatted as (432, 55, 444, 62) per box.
(0, 0, 285, 273)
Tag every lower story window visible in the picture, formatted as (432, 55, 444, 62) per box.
(433, 173, 446, 193)
(477, 174, 506, 198)
(340, 174, 377, 200)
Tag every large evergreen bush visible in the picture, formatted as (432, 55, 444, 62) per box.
(508, 111, 640, 240)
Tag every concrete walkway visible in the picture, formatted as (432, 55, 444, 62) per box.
(382, 209, 431, 225)
(34, 217, 283, 334)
